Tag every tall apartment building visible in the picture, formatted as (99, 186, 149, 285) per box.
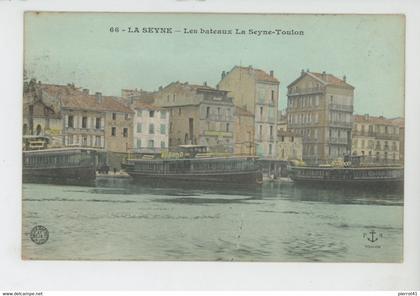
(217, 66, 279, 159)
(287, 70, 354, 163)
(131, 100, 169, 153)
(154, 81, 235, 153)
(352, 114, 403, 163)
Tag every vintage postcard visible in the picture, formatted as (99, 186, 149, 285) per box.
(22, 12, 405, 262)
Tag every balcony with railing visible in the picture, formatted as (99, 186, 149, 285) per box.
(329, 137, 348, 145)
(288, 86, 324, 96)
(328, 103, 353, 112)
(329, 121, 353, 128)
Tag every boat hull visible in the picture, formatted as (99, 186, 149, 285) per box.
(288, 165, 404, 188)
(23, 166, 96, 186)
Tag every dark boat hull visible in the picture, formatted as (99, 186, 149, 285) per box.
(23, 166, 96, 186)
(288, 165, 404, 189)
(126, 170, 262, 185)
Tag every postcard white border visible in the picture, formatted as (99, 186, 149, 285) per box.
(0, 0, 419, 291)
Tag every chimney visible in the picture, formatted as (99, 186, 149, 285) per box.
(95, 92, 102, 103)
(203, 81, 207, 86)
(158, 86, 163, 91)
(301, 69, 305, 76)
(306, 69, 310, 72)
(270, 70, 274, 77)
(322, 71, 326, 80)
(83, 88, 89, 95)
(221, 71, 226, 80)
(343, 75, 347, 82)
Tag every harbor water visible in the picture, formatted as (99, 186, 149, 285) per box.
(22, 179, 403, 262)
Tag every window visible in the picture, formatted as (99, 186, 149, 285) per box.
(112, 113, 116, 120)
(206, 107, 210, 118)
(260, 107, 263, 118)
(68, 115, 74, 128)
(95, 136, 101, 147)
(137, 123, 142, 133)
(148, 140, 154, 148)
(161, 141, 166, 148)
(137, 109, 142, 116)
(269, 144, 272, 155)
(136, 139, 141, 148)
(270, 125, 273, 139)
(291, 136, 294, 142)
(82, 136, 87, 146)
(123, 128, 128, 137)
(111, 127, 116, 136)
(125, 113, 129, 120)
(68, 135, 73, 145)
(173, 94, 176, 102)
(226, 123, 230, 132)
(149, 110, 155, 118)
(217, 107, 221, 116)
(160, 124, 166, 134)
(259, 125, 263, 139)
(95, 117, 101, 129)
(271, 90, 275, 103)
(281, 136, 285, 142)
(82, 116, 87, 128)
(149, 123, 155, 134)
(160, 110, 166, 119)
(178, 108, 181, 115)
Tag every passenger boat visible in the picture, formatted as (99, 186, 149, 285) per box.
(22, 136, 105, 186)
(287, 155, 403, 187)
(122, 145, 263, 185)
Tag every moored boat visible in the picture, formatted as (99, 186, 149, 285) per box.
(288, 155, 403, 187)
(22, 136, 105, 186)
(122, 145, 263, 185)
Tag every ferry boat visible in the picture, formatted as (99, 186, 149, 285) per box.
(22, 136, 105, 186)
(122, 145, 263, 185)
(287, 155, 403, 187)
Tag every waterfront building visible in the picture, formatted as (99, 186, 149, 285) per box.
(352, 114, 404, 163)
(217, 65, 280, 159)
(277, 130, 303, 161)
(61, 91, 134, 169)
(22, 80, 82, 147)
(287, 70, 354, 163)
(131, 100, 170, 154)
(234, 106, 255, 155)
(153, 81, 235, 153)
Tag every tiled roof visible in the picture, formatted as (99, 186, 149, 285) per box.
(61, 94, 133, 113)
(132, 100, 162, 111)
(308, 72, 352, 88)
(235, 66, 279, 83)
(354, 114, 404, 126)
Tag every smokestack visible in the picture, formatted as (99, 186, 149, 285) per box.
(221, 71, 226, 80)
(343, 75, 347, 82)
(95, 92, 102, 103)
(270, 70, 274, 77)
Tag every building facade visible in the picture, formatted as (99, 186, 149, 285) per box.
(217, 66, 280, 159)
(287, 70, 354, 163)
(22, 80, 83, 147)
(154, 81, 235, 153)
(234, 106, 255, 155)
(131, 101, 170, 153)
(352, 114, 403, 163)
(61, 91, 134, 169)
(277, 130, 303, 161)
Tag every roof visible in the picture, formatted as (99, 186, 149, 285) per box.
(288, 71, 354, 88)
(232, 66, 279, 83)
(132, 100, 162, 111)
(235, 106, 254, 117)
(354, 114, 404, 126)
(162, 81, 226, 93)
(61, 94, 133, 113)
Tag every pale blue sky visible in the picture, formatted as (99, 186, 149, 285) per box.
(24, 13, 405, 117)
